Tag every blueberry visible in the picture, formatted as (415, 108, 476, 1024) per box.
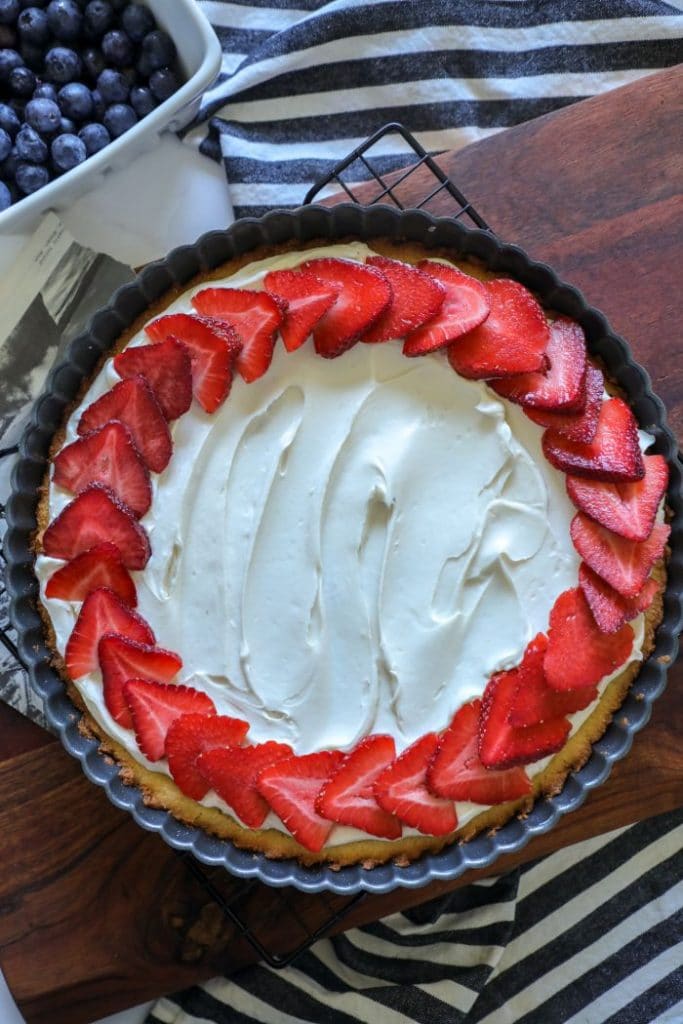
(15, 122, 47, 161)
(140, 29, 175, 73)
(0, 179, 11, 209)
(46, 0, 81, 41)
(149, 67, 178, 103)
(129, 83, 154, 117)
(0, 102, 20, 135)
(78, 119, 108, 154)
(102, 100, 135, 137)
(0, 46, 22, 81)
(32, 81, 56, 99)
(0, 0, 20, 24)
(17, 5, 48, 43)
(81, 44, 103, 79)
(16, 159, 49, 192)
(25, 96, 60, 133)
(58, 114, 73, 131)
(44, 44, 80, 81)
(120, 3, 152, 43)
(96, 66, 127, 103)
(0, 126, 12, 161)
(83, 0, 111, 38)
(57, 81, 92, 120)
(101, 27, 132, 67)
(0, 23, 16, 45)
(90, 85, 105, 118)
(50, 130, 85, 170)
(8, 62, 34, 94)
(0, 143, 19, 177)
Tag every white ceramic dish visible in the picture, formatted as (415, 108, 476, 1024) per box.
(0, 0, 222, 234)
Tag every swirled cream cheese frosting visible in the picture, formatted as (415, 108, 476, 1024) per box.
(35, 241, 664, 861)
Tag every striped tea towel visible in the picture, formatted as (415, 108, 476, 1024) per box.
(185, 0, 683, 219)
(148, 807, 683, 1023)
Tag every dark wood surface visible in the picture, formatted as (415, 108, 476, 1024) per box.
(1, 65, 681, 1024)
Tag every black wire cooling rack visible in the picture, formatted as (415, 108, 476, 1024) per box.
(0, 123, 489, 970)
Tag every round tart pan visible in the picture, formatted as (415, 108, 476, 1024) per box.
(5, 204, 683, 895)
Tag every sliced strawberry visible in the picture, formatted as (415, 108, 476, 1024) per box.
(543, 397, 644, 483)
(479, 668, 571, 770)
(402, 261, 488, 355)
(64, 587, 154, 679)
(316, 734, 401, 839)
(428, 701, 532, 804)
(301, 257, 392, 358)
(447, 278, 549, 379)
(256, 750, 344, 851)
(53, 421, 152, 518)
(544, 587, 634, 692)
(373, 734, 457, 836)
(45, 542, 137, 607)
(123, 680, 215, 762)
(526, 363, 604, 443)
(77, 375, 172, 474)
(362, 256, 446, 345)
(264, 267, 338, 352)
(566, 454, 669, 542)
(507, 633, 597, 728)
(113, 338, 193, 421)
(198, 741, 293, 828)
(42, 484, 151, 570)
(146, 313, 240, 414)
(164, 713, 249, 800)
(579, 563, 660, 635)
(571, 512, 669, 599)
(491, 316, 587, 411)
(191, 288, 281, 383)
(98, 633, 183, 728)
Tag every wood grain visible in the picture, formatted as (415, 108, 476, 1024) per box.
(0, 65, 681, 1024)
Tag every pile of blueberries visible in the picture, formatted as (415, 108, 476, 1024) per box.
(0, 0, 183, 211)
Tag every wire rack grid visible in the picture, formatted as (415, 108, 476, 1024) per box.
(0, 123, 489, 969)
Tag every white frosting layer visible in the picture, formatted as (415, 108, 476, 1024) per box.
(36, 243, 648, 845)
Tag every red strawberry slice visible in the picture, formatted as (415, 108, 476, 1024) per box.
(53, 421, 152, 519)
(507, 633, 597, 728)
(428, 701, 532, 804)
(77, 375, 172, 474)
(146, 313, 241, 414)
(302, 257, 392, 358)
(64, 587, 154, 679)
(42, 484, 151, 570)
(98, 633, 183, 728)
(256, 750, 344, 851)
(447, 278, 549, 379)
(191, 288, 282, 383)
(198, 741, 293, 828)
(165, 713, 249, 800)
(543, 397, 644, 483)
(45, 542, 137, 607)
(570, 512, 669, 599)
(316, 734, 401, 839)
(526, 363, 604, 443)
(491, 316, 587, 411)
(113, 338, 193, 421)
(123, 680, 216, 762)
(479, 668, 571, 770)
(373, 733, 457, 836)
(566, 454, 669, 542)
(264, 267, 339, 352)
(402, 261, 488, 355)
(544, 587, 634, 692)
(579, 563, 660, 635)
(362, 256, 446, 345)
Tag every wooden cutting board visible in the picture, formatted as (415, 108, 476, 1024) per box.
(1, 65, 681, 1024)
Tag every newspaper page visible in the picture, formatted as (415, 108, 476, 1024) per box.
(0, 214, 134, 729)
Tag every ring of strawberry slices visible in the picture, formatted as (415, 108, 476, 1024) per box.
(37, 242, 670, 864)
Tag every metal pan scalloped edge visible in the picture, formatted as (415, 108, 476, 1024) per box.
(5, 204, 683, 896)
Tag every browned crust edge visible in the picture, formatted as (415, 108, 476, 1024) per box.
(31, 238, 670, 869)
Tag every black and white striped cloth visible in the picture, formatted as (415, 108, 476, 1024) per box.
(148, 3, 683, 1021)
